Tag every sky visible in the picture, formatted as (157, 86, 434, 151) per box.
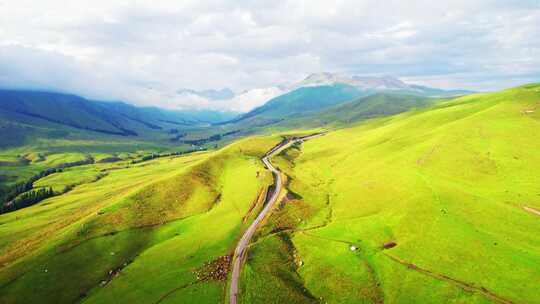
(0, 0, 539, 112)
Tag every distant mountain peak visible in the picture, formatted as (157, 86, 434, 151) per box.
(293, 72, 409, 90)
(292, 72, 471, 96)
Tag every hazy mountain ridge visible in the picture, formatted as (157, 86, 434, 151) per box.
(225, 84, 366, 124)
(0, 89, 242, 148)
(0, 73, 475, 149)
(221, 72, 470, 126)
(291, 72, 473, 96)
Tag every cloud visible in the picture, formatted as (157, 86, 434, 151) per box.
(0, 0, 539, 111)
(174, 87, 284, 112)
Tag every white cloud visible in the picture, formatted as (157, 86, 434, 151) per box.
(173, 87, 283, 112)
(225, 87, 284, 112)
(0, 0, 539, 111)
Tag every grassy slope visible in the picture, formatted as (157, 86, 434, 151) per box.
(244, 84, 540, 303)
(1, 83, 539, 303)
(270, 93, 436, 131)
(206, 93, 439, 148)
(236, 84, 364, 121)
(0, 90, 220, 192)
(0, 131, 191, 194)
(0, 136, 279, 303)
(316, 93, 435, 125)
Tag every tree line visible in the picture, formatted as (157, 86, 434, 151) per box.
(1, 168, 61, 203)
(171, 130, 241, 145)
(130, 148, 206, 164)
(1, 187, 55, 213)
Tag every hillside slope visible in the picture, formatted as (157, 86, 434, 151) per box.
(214, 87, 446, 136)
(244, 84, 540, 303)
(282, 93, 437, 128)
(0, 136, 279, 304)
(320, 93, 434, 123)
(0, 89, 235, 149)
(229, 84, 366, 124)
(0, 90, 238, 193)
(0, 84, 539, 304)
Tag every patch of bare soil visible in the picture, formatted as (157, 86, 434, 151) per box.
(193, 255, 231, 281)
(242, 189, 267, 223)
(382, 241, 397, 249)
(99, 259, 133, 286)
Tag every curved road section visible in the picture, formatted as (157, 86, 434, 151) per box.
(229, 134, 324, 304)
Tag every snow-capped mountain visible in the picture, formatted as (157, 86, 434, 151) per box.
(291, 73, 405, 89)
(175, 73, 472, 114)
(291, 72, 472, 96)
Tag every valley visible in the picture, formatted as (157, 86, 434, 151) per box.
(2, 2, 540, 303)
(240, 84, 540, 303)
(0, 82, 539, 304)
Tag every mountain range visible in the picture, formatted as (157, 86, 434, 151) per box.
(0, 73, 473, 149)
(0, 89, 238, 149)
(174, 73, 472, 114)
(290, 72, 473, 96)
(217, 73, 470, 128)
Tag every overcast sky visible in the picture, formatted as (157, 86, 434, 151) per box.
(1, 0, 539, 111)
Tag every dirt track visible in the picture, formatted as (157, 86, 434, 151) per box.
(229, 133, 324, 304)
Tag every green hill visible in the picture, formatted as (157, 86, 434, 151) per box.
(0, 84, 539, 303)
(275, 93, 437, 129)
(229, 84, 366, 124)
(317, 93, 435, 124)
(0, 90, 238, 201)
(0, 89, 236, 148)
(0, 137, 279, 303)
(248, 83, 540, 303)
(216, 89, 439, 135)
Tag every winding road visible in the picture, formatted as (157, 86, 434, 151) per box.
(229, 134, 324, 304)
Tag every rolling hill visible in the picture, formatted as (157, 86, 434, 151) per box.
(266, 93, 438, 130)
(247, 83, 540, 303)
(227, 84, 366, 124)
(0, 136, 280, 303)
(0, 89, 236, 148)
(0, 90, 238, 199)
(0, 83, 538, 303)
(314, 93, 436, 125)
(216, 74, 471, 133)
(0, 75, 471, 151)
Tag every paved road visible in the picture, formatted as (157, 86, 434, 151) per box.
(229, 134, 324, 304)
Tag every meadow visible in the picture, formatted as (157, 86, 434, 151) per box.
(0, 136, 280, 303)
(241, 84, 540, 303)
(0, 84, 539, 303)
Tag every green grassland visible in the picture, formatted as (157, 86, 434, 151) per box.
(0, 89, 445, 194)
(33, 166, 105, 192)
(0, 83, 539, 304)
(0, 89, 223, 192)
(242, 84, 540, 303)
(0, 133, 198, 198)
(0, 136, 280, 303)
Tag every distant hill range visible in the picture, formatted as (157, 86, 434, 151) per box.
(221, 73, 471, 127)
(0, 89, 237, 148)
(0, 74, 473, 148)
(291, 72, 473, 96)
